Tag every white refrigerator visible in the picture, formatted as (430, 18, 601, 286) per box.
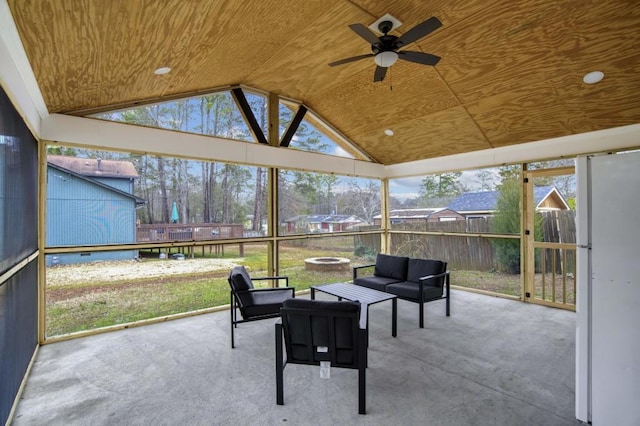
(576, 152, 640, 425)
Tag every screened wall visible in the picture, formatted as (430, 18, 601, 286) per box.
(0, 86, 39, 425)
(43, 144, 384, 337)
(41, 138, 583, 338)
(388, 166, 525, 296)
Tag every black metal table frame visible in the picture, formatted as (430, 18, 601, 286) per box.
(310, 282, 397, 338)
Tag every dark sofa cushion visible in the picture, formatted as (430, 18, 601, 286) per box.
(406, 259, 446, 286)
(353, 275, 402, 292)
(374, 254, 409, 281)
(386, 281, 444, 302)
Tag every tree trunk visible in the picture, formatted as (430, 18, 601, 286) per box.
(157, 156, 169, 223)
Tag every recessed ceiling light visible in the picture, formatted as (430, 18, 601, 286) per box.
(583, 71, 604, 84)
(384, 129, 394, 136)
(154, 67, 172, 75)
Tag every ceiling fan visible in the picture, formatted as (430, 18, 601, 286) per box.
(329, 16, 442, 82)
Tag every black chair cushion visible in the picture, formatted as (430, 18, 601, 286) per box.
(386, 281, 444, 302)
(353, 275, 401, 292)
(229, 265, 254, 291)
(373, 254, 409, 281)
(283, 298, 360, 312)
(282, 299, 360, 365)
(241, 289, 294, 317)
(406, 259, 446, 286)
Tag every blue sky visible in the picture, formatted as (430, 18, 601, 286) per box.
(389, 168, 504, 201)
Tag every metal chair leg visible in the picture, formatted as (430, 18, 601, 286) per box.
(230, 292, 235, 348)
(276, 323, 284, 405)
(358, 330, 367, 414)
(445, 276, 451, 317)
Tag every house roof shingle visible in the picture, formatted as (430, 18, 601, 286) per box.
(447, 186, 562, 213)
(47, 155, 139, 179)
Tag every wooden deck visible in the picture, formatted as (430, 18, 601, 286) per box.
(136, 223, 244, 242)
(137, 223, 246, 257)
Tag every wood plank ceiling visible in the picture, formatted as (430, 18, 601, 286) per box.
(8, 0, 640, 165)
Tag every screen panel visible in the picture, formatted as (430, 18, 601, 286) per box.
(0, 87, 38, 274)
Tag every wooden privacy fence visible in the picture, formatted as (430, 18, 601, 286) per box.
(389, 231, 497, 270)
(539, 210, 576, 274)
(540, 210, 576, 244)
(355, 211, 576, 272)
(382, 220, 497, 270)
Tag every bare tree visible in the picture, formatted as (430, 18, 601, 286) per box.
(336, 179, 381, 224)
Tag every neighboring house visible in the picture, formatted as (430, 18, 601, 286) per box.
(372, 208, 464, 226)
(284, 214, 366, 233)
(46, 156, 145, 266)
(533, 186, 571, 211)
(447, 186, 570, 219)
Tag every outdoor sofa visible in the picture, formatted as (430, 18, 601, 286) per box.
(352, 253, 450, 328)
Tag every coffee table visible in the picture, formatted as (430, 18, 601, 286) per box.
(311, 282, 397, 337)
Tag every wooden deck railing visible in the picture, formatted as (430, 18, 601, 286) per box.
(136, 223, 245, 242)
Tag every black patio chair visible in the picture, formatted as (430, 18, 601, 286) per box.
(275, 298, 368, 414)
(228, 265, 295, 348)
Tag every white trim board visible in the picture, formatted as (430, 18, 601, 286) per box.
(384, 124, 640, 178)
(42, 114, 640, 180)
(41, 114, 384, 178)
(0, 0, 48, 136)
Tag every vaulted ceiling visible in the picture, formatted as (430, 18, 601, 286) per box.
(7, 0, 640, 165)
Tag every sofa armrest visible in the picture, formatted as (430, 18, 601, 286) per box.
(417, 271, 450, 299)
(352, 264, 375, 281)
(417, 271, 449, 286)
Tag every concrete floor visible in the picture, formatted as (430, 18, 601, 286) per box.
(12, 290, 583, 425)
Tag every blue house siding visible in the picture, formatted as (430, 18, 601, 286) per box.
(46, 198, 136, 245)
(93, 176, 134, 193)
(46, 250, 137, 266)
(46, 165, 139, 265)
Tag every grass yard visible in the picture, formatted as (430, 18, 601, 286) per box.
(45, 244, 360, 336)
(453, 269, 522, 296)
(45, 243, 553, 337)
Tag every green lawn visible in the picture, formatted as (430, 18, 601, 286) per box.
(45, 244, 530, 337)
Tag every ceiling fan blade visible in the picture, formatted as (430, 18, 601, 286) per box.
(398, 51, 441, 66)
(373, 66, 387, 82)
(349, 23, 381, 45)
(328, 54, 374, 67)
(396, 17, 442, 47)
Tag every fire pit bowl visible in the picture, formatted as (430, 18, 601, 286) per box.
(304, 257, 351, 272)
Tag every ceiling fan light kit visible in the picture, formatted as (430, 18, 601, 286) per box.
(329, 14, 443, 82)
(375, 51, 398, 67)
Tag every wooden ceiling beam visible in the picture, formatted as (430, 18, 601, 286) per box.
(280, 105, 307, 148)
(268, 92, 280, 147)
(230, 87, 268, 145)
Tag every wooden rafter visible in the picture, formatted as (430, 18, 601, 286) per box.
(280, 105, 307, 148)
(230, 87, 268, 145)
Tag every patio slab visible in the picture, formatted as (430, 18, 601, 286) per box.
(12, 290, 581, 425)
